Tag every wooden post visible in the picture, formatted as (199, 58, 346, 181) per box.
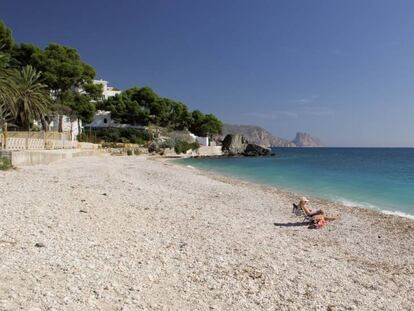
(25, 130, 29, 150)
(3, 122, 7, 150)
(43, 131, 46, 149)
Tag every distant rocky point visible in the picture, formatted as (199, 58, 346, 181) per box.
(221, 124, 322, 147)
(291, 132, 323, 147)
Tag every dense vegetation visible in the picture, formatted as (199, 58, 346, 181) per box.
(0, 20, 222, 140)
(96, 87, 222, 136)
(78, 128, 149, 145)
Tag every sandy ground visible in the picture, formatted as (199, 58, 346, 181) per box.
(0, 155, 413, 311)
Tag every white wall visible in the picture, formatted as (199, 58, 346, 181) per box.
(86, 110, 112, 128)
(196, 136, 209, 146)
(48, 115, 82, 141)
(93, 79, 122, 100)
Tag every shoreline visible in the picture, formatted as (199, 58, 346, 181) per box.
(1, 155, 413, 310)
(170, 157, 414, 221)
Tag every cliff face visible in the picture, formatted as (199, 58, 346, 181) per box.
(291, 132, 323, 147)
(221, 124, 294, 147)
(221, 124, 322, 147)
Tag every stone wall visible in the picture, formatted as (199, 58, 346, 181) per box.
(9, 149, 104, 167)
(194, 146, 223, 157)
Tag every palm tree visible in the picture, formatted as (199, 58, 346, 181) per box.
(0, 63, 16, 149)
(0, 59, 16, 111)
(12, 65, 51, 130)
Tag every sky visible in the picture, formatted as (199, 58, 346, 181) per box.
(1, 0, 414, 146)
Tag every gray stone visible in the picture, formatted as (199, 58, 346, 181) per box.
(243, 144, 271, 156)
(221, 134, 248, 155)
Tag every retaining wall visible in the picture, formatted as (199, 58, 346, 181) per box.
(9, 149, 104, 167)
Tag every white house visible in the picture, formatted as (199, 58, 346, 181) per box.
(85, 110, 145, 129)
(85, 110, 114, 128)
(93, 79, 122, 100)
(33, 115, 82, 141)
(189, 132, 210, 146)
(48, 115, 82, 141)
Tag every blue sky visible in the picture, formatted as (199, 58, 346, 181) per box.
(2, 0, 414, 146)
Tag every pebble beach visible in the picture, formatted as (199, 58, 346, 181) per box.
(0, 155, 413, 310)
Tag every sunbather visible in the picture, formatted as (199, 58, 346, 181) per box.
(299, 197, 324, 217)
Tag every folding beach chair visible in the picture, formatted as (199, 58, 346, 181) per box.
(292, 203, 313, 223)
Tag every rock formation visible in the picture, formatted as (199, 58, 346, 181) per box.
(243, 144, 272, 156)
(221, 134, 271, 156)
(291, 132, 322, 147)
(221, 124, 293, 147)
(221, 134, 248, 156)
(221, 124, 323, 147)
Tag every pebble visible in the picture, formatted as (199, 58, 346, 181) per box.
(0, 156, 412, 311)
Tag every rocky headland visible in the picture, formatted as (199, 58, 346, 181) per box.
(221, 124, 323, 147)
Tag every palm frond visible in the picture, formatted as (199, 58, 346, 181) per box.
(11, 65, 52, 129)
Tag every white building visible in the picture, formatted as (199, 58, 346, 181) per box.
(33, 115, 82, 141)
(189, 133, 209, 146)
(48, 115, 82, 141)
(93, 79, 122, 100)
(85, 110, 145, 129)
(85, 110, 113, 128)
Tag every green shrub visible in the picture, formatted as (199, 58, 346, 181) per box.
(174, 140, 200, 154)
(79, 128, 149, 144)
(126, 149, 133, 156)
(160, 139, 175, 149)
(0, 156, 12, 170)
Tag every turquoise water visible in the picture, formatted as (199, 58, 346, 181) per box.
(178, 148, 414, 218)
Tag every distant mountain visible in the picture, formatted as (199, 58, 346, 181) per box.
(221, 124, 322, 147)
(221, 124, 294, 147)
(291, 132, 323, 147)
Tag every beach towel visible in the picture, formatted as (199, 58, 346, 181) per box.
(312, 215, 327, 229)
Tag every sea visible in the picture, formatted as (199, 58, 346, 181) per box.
(178, 148, 414, 219)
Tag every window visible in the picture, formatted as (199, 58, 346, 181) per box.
(103, 118, 108, 124)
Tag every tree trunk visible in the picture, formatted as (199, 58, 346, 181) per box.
(3, 122, 8, 150)
(40, 115, 48, 132)
(58, 115, 63, 132)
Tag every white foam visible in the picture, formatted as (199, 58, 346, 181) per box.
(335, 197, 414, 219)
(335, 198, 377, 209)
(186, 165, 196, 169)
(380, 210, 414, 220)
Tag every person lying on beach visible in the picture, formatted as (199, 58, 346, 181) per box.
(299, 197, 324, 217)
(295, 197, 337, 228)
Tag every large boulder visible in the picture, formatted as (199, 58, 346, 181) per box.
(221, 134, 248, 155)
(243, 144, 271, 156)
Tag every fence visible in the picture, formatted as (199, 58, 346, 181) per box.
(0, 131, 78, 151)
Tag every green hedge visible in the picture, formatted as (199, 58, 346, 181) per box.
(79, 128, 149, 144)
(174, 141, 200, 154)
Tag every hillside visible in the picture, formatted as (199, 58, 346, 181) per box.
(221, 124, 293, 147)
(221, 124, 322, 147)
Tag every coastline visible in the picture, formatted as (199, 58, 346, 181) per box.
(174, 152, 414, 221)
(167, 157, 414, 222)
(1, 155, 413, 310)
